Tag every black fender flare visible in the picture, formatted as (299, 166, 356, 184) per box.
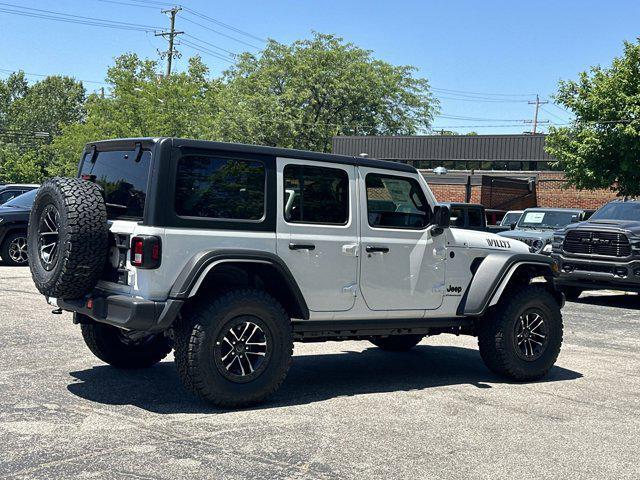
(458, 253, 557, 316)
(168, 249, 310, 319)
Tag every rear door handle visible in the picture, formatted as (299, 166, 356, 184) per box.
(366, 245, 389, 253)
(289, 243, 316, 251)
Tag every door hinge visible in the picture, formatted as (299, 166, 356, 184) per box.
(342, 283, 358, 297)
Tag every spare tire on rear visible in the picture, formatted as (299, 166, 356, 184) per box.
(28, 177, 109, 299)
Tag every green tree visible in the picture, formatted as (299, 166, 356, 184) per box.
(546, 39, 640, 196)
(214, 33, 438, 152)
(0, 72, 85, 181)
(49, 53, 218, 176)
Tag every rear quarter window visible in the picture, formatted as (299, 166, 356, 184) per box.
(175, 155, 266, 221)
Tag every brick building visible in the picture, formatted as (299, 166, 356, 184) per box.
(332, 134, 618, 210)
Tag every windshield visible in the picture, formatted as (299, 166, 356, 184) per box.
(517, 210, 578, 229)
(79, 149, 151, 220)
(501, 211, 523, 226)
(590, 202, 640, 221)
(3, 188, 38, 209)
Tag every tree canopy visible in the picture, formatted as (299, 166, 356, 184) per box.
(546, 39, 640, 196)
(0, 32, 438, 182)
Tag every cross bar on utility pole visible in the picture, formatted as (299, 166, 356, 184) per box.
(155, 6, 183, 77)
(527, 94, 549, 134)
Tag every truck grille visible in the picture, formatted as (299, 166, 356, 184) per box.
(563, 230, 631, 257)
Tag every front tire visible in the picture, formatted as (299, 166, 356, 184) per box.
(80, 319, 172, 369)
(174, 289, 293, 408)
(370, 334, 424, 351)
(478, 285, 563, 381)
(1, 232, 29, 266)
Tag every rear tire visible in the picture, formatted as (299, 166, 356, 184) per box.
(174, 289, 293, 408)
(370, 334, 424, 351)
(80, 319, 172, 369)
(1, 232, 28, 266)
(478, 285, 563, 381)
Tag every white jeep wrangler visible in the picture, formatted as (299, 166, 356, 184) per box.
(28, 138, 564, 407)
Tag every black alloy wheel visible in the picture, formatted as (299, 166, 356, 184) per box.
(37, 204, 60, 271)
(513, 309, 549, 361)
(214, 316, 270, 383)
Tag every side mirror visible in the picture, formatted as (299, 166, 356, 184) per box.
(510, 223, 517, 230)
(433, 205, 451, 229)
(571, 215, 579, 223)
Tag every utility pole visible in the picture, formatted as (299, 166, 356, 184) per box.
(155, 6, 183, 77)
(527, 94, 549, 134)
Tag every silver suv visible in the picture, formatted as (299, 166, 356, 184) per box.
(28, 138, 565, 407)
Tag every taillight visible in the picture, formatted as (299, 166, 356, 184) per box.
(130, 236, 161, 269)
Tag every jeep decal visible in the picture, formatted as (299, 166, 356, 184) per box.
(486, 238, 511, 249)
(446, 285, 463, 295)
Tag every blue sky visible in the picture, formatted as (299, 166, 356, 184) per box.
(1, 0, 638, 134)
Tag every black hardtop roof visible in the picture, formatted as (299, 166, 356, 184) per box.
(85, 137, 417, 174)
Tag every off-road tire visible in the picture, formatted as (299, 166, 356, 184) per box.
(370, 334, 424, 351)
(28, 177, 108, 299)
(174, 289, 293, 408)
(559, 286, 582, 301)
(1, 232, 29, 266)
(478, 285, 563, 381)
(80, 319, 172, 368)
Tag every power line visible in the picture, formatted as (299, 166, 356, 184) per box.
(184, 33, 237, 57)
(431, 87, 536, 97)
(180, 6, 266, 43)
(0, 67, 108, 85)
(180, 39, 234, 63)
(436, 95, 531, 103)
(123, 0, 267, 43)
(0, 2, 160, 31)
(180, 16, 260, 50)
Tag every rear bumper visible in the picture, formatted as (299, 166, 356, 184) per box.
(54, 290, 183, 332)
(551, 253, 640, 292)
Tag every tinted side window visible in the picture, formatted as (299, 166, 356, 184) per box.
(366, 174, 429, 229)
(283, 164, 349, 225)
(0, 190, 19, 204)
(468, 208, 484, 227)
(450, 206, 466, 227)
(175, 155, 265, 220)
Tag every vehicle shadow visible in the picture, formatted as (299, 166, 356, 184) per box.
(67, 345, 582, 415)
(575, 293, 640, 309)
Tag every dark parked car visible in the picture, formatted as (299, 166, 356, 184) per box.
(552, 200, 640, 299)
(0, 184, 38, 206)
(499, 207, 585, 254)
(0, 189, 38, 266)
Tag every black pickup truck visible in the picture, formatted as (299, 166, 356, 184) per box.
(443, 202, 509, 233)
(551, 200, 640, 299)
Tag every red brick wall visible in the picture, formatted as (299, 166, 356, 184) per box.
(536, 172, 618, 209)
(425, 171, 618, 210)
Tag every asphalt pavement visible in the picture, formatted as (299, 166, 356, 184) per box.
(0, 265, 638, 479)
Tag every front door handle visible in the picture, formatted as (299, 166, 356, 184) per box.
(366, 245, 389, 253)
(289, 243, 316, 251)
